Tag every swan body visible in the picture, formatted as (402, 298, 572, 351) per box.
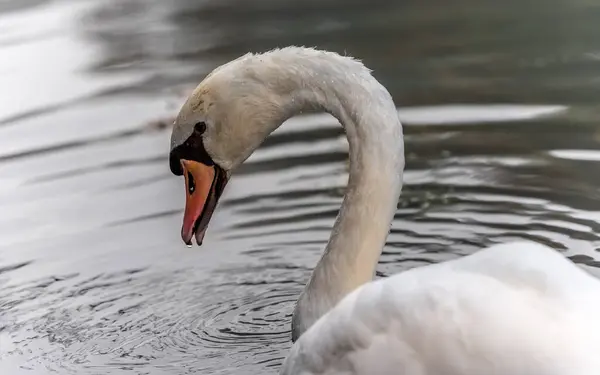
(281, 241, 600, 375)
(167, 46, 600, 374)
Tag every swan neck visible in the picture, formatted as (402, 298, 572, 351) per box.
(284, 57, 404, 341)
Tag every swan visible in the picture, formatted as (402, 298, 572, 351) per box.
(168, 46, 600, 374)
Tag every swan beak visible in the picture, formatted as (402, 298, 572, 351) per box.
(180, 159, 227, 246)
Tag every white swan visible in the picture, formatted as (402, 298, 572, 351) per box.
(168, 46, 600, 374)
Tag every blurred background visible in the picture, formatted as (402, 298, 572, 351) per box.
(1, 0, 600, 374)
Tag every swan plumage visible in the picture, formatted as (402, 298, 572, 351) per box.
(281, 241, 600, 374)
(167, 46, 600, 375)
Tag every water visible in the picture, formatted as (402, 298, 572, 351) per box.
(1, 0, 600, 373)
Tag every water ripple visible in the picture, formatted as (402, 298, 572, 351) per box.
(0, 264, 304, 374)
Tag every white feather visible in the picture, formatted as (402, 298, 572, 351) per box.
(281, 241, 600, 375)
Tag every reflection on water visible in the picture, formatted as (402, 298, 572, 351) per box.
(1, 0, 600, 374)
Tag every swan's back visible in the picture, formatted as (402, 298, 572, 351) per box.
(281, 241, 600, 375)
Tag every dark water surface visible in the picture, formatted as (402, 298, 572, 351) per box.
(2, 0, 600, 373)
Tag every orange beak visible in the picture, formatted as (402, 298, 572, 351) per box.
(180, 159, 227, 246)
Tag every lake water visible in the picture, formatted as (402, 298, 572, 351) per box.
(1, 0, 600, 374)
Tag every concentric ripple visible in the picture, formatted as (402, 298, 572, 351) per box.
(0, 263, 306, 374)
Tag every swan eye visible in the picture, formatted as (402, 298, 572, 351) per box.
(194, 122, 207, 134)
(187, 171, 195, 194)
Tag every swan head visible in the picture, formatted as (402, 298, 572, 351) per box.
(169, 51, 292, 246)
